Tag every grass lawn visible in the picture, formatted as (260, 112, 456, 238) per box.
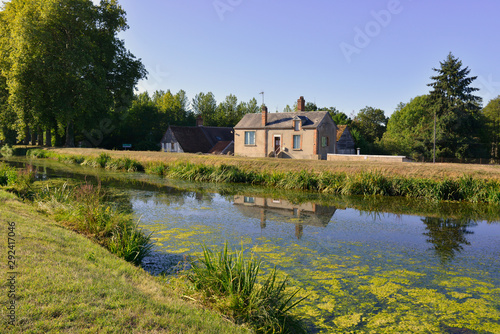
(0, 190, 249, 333)
(42, 147, 500, 181)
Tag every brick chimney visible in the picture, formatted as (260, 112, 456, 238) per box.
(297, 96, 305, 111)
(196, 115, 203, 127)
(261, 105, 268, 126)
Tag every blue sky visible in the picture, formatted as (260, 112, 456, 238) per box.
(104, 0, 500, 117)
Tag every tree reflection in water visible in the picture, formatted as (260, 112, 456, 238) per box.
(422, 217, 477, 263)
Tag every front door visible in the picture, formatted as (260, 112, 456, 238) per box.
(274, 136, 281, 155)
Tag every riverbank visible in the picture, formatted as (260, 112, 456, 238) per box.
(0, 189, 249, 333)
(38, 147, 500, 180)
(22, 147, 500, 204)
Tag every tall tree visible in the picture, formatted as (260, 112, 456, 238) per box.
(483, 96, 500, 159)
(352, 106, 388, 143)
(427, 53, 484, 158)
(192, 92, 217, 125)
(0, 0, 146, 147)
(381, 95, 434, 159)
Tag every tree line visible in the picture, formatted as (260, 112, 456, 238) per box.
(1, 1, 499, 160)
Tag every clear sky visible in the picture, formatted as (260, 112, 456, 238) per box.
(103, 0, 500, 117)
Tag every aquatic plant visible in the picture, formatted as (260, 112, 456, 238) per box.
(25, 149, 500, 204)
(31, 179, 154, 266)
(187, 243, 307, 333)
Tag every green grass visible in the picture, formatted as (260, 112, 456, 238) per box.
(35, 180, 153, 266)
(0, 192, 249, 333)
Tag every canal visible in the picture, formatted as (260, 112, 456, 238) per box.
(4, 157, 500, 333)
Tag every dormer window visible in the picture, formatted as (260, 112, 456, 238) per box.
(293, 116, 302, 131)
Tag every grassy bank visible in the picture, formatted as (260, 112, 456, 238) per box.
(24, 148, 500, 204)
(0, 190, 249, 333)
(1, 163, 306, 333)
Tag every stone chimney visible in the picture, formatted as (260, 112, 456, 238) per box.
(196, 115, 203, 127)
(261, 105, 268, 126)
(297, 96, 305, 111)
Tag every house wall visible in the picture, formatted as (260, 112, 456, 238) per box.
(235, 128, 323, 159)
(234, 195, 318, 213)
(234, 129, 267, 158)
(316, 121, 337, 160)
(234, 115, 337, 160)
(160, 128, 183, 153)
(337, 129, 356, 155)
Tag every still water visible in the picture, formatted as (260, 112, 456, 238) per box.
(6, 158, 500, 333)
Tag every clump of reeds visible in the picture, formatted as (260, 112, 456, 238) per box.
(26, 149, 500, 204)
(32, 180, 153, 266)
(186, 243, 306, 333)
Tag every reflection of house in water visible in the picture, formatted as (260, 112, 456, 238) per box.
(233, 195, 336, 239)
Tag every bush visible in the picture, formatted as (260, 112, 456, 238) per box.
(0, 144, 13, 158)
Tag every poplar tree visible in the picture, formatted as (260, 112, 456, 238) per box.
(0, 0, 146, 146)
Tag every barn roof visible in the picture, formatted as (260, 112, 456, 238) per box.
(163, 126, 233, 154)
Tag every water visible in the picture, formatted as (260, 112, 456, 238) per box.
(4, 157, 500, 333)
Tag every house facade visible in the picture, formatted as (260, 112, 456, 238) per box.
(234, 97, 337, 160)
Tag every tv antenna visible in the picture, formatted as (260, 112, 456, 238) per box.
(259, 91, 264, 106)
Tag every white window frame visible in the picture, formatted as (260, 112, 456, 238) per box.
(293, 135, 301, 150)
(244, 131, 256, 145)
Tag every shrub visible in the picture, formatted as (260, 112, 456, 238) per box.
(0, 144, 13, 158)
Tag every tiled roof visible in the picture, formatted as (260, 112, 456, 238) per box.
(163, 126, 234, 154)
(169, 126, 213, 153)
(336, 125, 348, 142)
(208, 141, 234, 155)
(234, 111, 331, 129)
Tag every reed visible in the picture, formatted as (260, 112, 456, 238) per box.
(25, 149, 500, 204)
(187, 243, 306, 333)
(25, 177, 153, 265)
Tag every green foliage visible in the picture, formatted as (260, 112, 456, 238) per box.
(381, 95, 433, 159)
(427, 53, 485, 159)
(0, 143, 13, 157)
(107, 220, 153, 266)
(187, 243, 306, 333)
(28, 150, 500, 204)
(483, 95, 500, 159)
(0, 0, 147, 147)
(0, 162, 17, 186)
(352, 106, 388, 143)
(34, 181, 153, 265)
(0, 163, 35, 197)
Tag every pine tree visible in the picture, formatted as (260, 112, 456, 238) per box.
(427, 53, 484, 159)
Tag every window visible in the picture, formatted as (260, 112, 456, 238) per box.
(294, 120, 300, 131)
(293, 135, 301, 150)
(244, 197, 255, 203)
(322, 136, 329, 147)
(244, 131, 256, 145)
